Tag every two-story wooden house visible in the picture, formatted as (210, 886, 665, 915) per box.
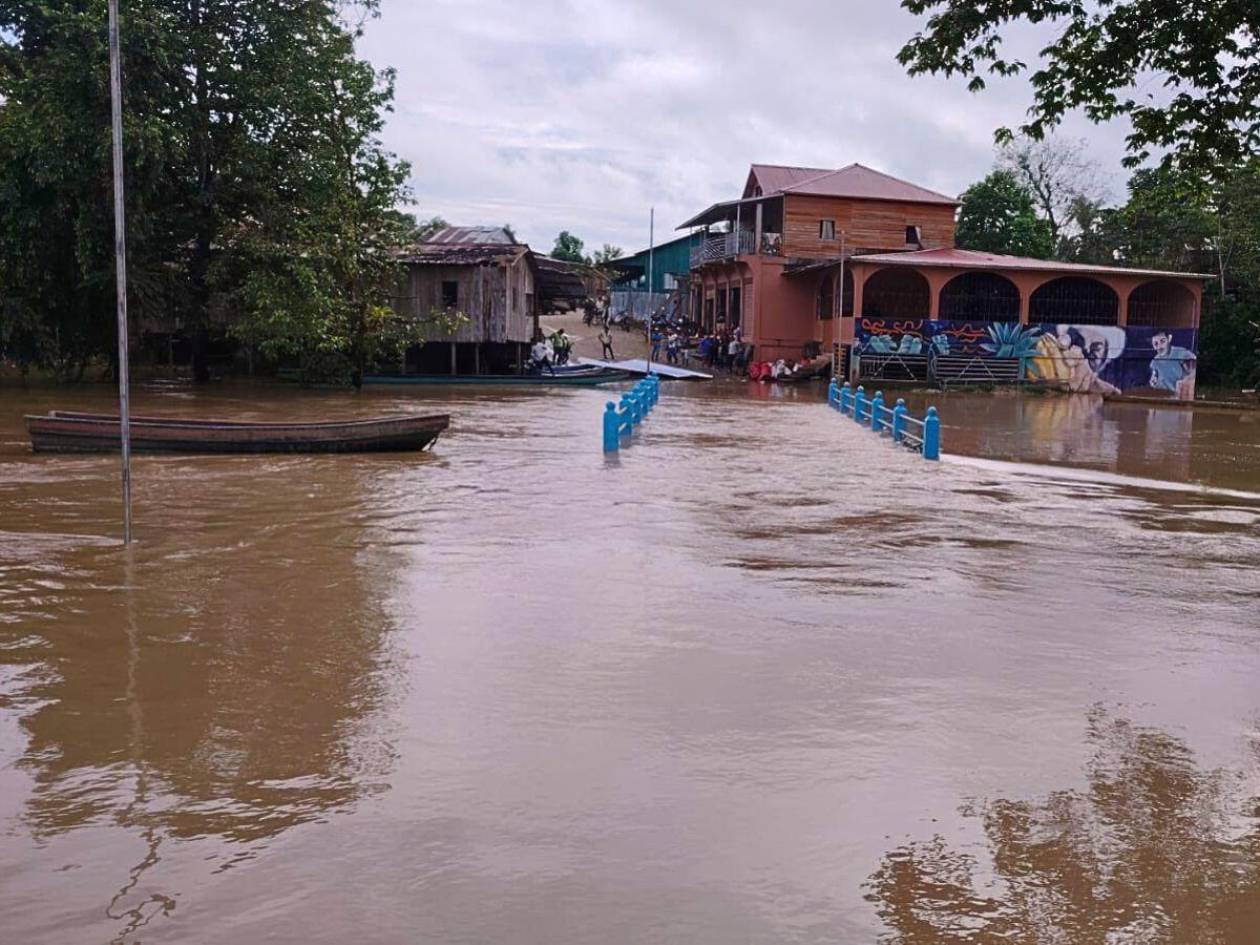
(680, 163, 1211, 398)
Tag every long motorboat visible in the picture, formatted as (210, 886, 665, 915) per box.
(364, 366, 630, 387)
(25, 411, 450, 454)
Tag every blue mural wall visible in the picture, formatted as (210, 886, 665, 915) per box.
(855, 319, 1199, 399)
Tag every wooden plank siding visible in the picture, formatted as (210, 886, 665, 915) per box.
(781, 195, 956, 259)
(394, 255, 535, 344)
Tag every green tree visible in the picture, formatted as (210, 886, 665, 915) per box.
(590, 243, 623, 266)
(551, 230, 586, 263)
(955, 170, 1055, 258)
(0, 0, 422, 385)
(898, 1, 1260, 174)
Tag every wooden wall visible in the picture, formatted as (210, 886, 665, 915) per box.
(781, 195, 956, 259)
(394, 255, 534, 344)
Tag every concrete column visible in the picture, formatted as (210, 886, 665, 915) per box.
(851, 265, 868, 317)
(755, 202, 764, 253)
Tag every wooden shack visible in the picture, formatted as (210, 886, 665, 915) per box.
(393, 226, 538, 375)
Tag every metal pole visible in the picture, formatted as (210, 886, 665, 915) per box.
(108, 0, 133, 544)
(835, 231, 847, 382)
(646, 207, 654, 374)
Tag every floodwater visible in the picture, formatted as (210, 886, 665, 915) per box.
(2, 379, 1259, 944)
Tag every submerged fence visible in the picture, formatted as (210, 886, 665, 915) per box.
(602, 374, 660, 453)
(828, 380, 941, 461)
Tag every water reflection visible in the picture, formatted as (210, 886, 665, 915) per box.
(0, 453, 400, 940)
(866, 707, 1260, 943)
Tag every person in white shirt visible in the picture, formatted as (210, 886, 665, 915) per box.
(531, 340, 555, 375)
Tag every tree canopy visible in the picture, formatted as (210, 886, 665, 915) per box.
(898, 0, 1260, 174)
(0, 0, 426, 384)
(550, 231, 586, 263)
(955, 170, 1055, 258)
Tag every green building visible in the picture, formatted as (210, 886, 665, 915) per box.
(609, 232, 702, 294)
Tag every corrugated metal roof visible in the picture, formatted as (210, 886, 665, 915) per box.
(850, 247, 1213, 280)
(745, 164, 832, 197)
(397, 244, 523, 266)
(782, 164, 958, 205)
(424, 225, 517, 246)
(744, 163, 958, 205)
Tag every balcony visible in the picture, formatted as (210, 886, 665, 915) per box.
(690, 230, 754, 267)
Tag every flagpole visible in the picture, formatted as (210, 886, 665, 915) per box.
(646, 207, 655, 375)
(108, 0, 133, 544)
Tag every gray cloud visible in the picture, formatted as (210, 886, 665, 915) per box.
(359, 0, 1131, 254)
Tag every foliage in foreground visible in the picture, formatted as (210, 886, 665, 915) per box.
(0, 0, 437, 385)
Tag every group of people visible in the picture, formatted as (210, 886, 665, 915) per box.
(649, 325, 749, 372)
(529, 328, 574, 375)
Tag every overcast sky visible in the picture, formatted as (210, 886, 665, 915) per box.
(358, 0, 1133, 255)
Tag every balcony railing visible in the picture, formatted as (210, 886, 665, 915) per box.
(690, 230, 754, 267)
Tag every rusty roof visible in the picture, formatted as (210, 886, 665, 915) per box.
(424, 225, 517, 246)
(849, 247, 1213, 280)
(396, 244, 525, 266)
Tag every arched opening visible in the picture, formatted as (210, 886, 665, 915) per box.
(839, 267, 854, 316)
(816, 268, 855, 320)
(1127, 280, 1196, 328)
(863, 267, 930, 320)
(939, 271, 1020, 322)
(1029, 277, 1119, 326)
(816, 272, 834, 320)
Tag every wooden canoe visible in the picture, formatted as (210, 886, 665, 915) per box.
(25, 411, 450, 454)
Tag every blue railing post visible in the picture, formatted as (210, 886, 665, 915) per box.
(891, 399, 906, 443)
(619, 394, 634, 439)
(870, 391, 884, 432)
(603, 402, 620, 452)
(828, 379, 838, 409)
(854, 386, 866, 423)
(840, 382, 852, 414)
(923, 406, 941, 460)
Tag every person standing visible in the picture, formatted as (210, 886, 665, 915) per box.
(552, 328, 572, 366)
(599, 327, 616, 361)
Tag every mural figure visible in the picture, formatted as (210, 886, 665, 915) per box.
(854, 319, 1199, 399)
(1028, 324, 1123, 395)
(1148, 329, 1197, 399)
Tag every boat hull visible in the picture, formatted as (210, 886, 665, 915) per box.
(25, 412, 450, 454)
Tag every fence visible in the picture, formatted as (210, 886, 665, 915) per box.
(610, 290, 672, 319)
(602, 374, 660, 453)
(828, 380, 941, 461)
(855, 350, 1024, 390)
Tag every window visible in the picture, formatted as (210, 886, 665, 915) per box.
(441, 281, 459, 308)
(662, 273, 678, 290)
(819, 220, 836, 240)
(905, 225, 922, 246)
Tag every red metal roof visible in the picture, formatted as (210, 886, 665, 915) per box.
(783, 164, 958, 205)
(745, 164, 832, 197)
(850, 247, 1212, 280)
(743, 163, 958, 205)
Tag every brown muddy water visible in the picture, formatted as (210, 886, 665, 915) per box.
(2, 379, 1260, 944)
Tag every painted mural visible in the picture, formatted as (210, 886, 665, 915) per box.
(855, 319, 1199, 399)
